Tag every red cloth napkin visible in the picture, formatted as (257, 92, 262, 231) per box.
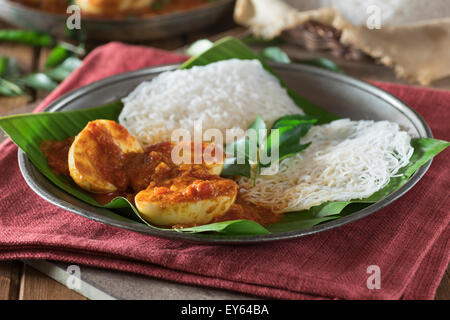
(0, 42, 449, 300)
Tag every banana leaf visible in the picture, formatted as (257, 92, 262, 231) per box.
(0, 37, 448, 237)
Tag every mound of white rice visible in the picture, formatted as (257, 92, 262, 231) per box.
(238, 119, 414, 213)
(119, 59, 303, 146)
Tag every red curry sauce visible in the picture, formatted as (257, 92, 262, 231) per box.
(40, 137, 282, 228)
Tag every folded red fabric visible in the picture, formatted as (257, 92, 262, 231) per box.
(0, 42, 448, 300)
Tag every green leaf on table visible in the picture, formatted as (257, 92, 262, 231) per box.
(18, 73, 59, 91)
(45, 45, 71, 68)
(0, 56, 22, 78)
(0, 56, 25, 96)
(45, 57, 82, 82)
(260, 47, 291, 63)
(0, 56, 7, 76)
(0, 77, 24, 96)
(59, 41, 86, 56)
(295, 57, 344, 74)
(0, 48, 82, 96)
(0, 30, 53, 46)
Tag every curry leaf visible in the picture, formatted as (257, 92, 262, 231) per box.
(272, 114, 318, 129)
(0, 77, 24, 96)
(0, 57, 7, 76)
(18, 73, 59, 91)
(226, 137, 251, 160)
(0, 30, 53, 46)
(260, 47, 291, 63)
(0, 56, 22, 78)
(45, 57, 82, 82)
(248, 115, 266, 148)
(261, 116, 315, 167)
(295, 57, 344, 74)
(45, 45, 71, 68)
(259, 46, 344, 74)
(0, 51, 83, 96)
(224, 116, 267, 172)
(0, 57, 25, 96)
(221, 157, 252, 178)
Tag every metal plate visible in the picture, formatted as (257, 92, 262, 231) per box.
(0, 0, 235, 41)
(18, 63, 433, 244)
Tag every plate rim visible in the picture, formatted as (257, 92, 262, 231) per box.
(18, 62, 433, 244)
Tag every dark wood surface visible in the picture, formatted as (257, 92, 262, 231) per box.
(0, 18, 448, 300)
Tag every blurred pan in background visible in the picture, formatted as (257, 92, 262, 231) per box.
(0, 0, 235, 41)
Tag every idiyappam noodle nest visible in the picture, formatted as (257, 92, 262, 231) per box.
(238, 119, 414, 213)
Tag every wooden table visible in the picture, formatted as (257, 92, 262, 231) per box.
(0, 19, 448, 300)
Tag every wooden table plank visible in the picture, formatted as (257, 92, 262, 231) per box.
(435, 269, 450, 300)
(18, 264, 87, 300)
(0, 40, 36, 118)
(0, 42, 36, 75)
(0, 261, 21, 300)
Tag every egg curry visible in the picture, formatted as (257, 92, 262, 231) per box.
(40, 120, 280, 229)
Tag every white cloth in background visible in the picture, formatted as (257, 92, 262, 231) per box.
(234, 0, 450, 85)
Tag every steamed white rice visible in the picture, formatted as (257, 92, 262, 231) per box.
(119, 59, 303, 145)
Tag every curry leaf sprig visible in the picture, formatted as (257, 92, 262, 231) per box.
(0, 42, 84, 97)
(221, 115, 318, 180)
(0, 30, 53, 47)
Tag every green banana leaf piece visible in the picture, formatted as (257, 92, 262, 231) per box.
(0, 37, 448, 237)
